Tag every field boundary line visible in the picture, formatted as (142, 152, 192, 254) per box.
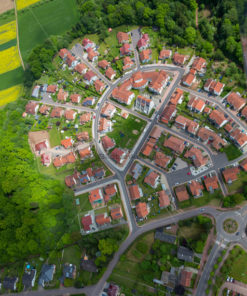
(14, 0, 25, 70)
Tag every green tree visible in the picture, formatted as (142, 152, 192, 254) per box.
(185, 26, 196, 44)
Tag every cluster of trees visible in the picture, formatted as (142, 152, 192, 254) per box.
(0, 99, 77, 264)
(223, 190, 247, 208)
(178, 215, 212, 253)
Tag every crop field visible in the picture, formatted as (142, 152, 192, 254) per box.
(0, 46, 21, 75)
(17, 0, 41, 10)
(0, 84, 23, 106)
(18, 0, 79, 62)
(0, 20, 16, 45)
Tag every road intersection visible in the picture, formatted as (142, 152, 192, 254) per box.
(28, 29, 247, 296)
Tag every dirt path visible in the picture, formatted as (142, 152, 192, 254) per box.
(13, 0, 25, 70)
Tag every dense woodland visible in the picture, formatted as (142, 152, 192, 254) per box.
(0, 0, 246, 265)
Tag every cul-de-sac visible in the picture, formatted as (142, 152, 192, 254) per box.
(1, 1, 247, 296)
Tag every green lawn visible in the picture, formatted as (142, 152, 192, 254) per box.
(78, 192, 92, 213)
(227, 171, 247, 193)
(0, 67, 24, 90)
(222, 144, 242, 161)
(107, 113, 146, 150)
(18, 0, 79, 62)
(62, 245, 82, 267)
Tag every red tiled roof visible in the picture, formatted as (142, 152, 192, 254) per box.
(209, 110, 227, 126)
(226, 92, 245, 111)
(173, 52, 186, 65)
(136, 202, 149, 218)
(150, 126, 162, 139)
(117, 31, 129, 43)
(182, 72, 195, 86)
(59, 48, 69, 59)
(81, 215, 92, 231)
(65, 109, 76, 120)
(144, 170, 159, 187)
(187, 97, 205, 112)
(94, 79, 105, 93)
(170, 88, 183, 105)
(50, 107, 63, 118)
(95, 213, 111, 225)
(111, 207, 123, 220)
(25, 102, 38, 114)
(204, 176, 219, 191)
(175, 185, 189, 202)
(241, 106, 247, 118)
(155, 152, 171, 168)
(110, 148, 125, 163)
(164, 136, 185, 154)
(98, 60, 109, 69)
(61, 138, 73, 149)
(192, 57, 206, 72)
(184, 147, 208, 168)
(39, 105, 50, 114)
(102, 135, 115, 151)
(104, 184, 117, 196)
(105, 67, 116, 79)
(101, 102, 116, 117)
(129, 185, 142, 200)
(159, 49, 172, 59)
(57, 88, 68, 102)
(79, 147, 92, 159)
(76, 131, 89, 141)
(240, 158, 247, 171)
(160, 104, 177, 124)
(180, 270, 192, 287)
(80, 112, 91, 123)
(75, 63, 87, 74)
(140, 49, 151, 61)
(222, 167, 239, 183)
(189, 180, 203, 196)
(158, 190, 170, 207)
(120, 43, 131, 55)
(47, 85, 57, 93)
(70, 94, 81, 103)
(89, 189, 102, 203)
(84, 70, 97, 81)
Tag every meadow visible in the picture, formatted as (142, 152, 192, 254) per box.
(18, 0, 79, 62)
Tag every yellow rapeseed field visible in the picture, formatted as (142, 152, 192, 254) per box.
(0, 21, 16, 45)
(0, 46, 21, 75)
(0, 85, 23, 106)
(17, 0, 41, 10)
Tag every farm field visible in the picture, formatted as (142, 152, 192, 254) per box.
(18, 0, 80, 62)
(0, 45, 21, 74)
(17, 0, 41, 10)
(0, 84, 23, 106)
(0, 20, 16, 45)
(0, 67, 24, 91)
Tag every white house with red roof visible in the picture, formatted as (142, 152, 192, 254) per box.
(84, 70, 97, 84)
(82, 38, 95, 50)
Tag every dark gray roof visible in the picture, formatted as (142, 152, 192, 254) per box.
(155, 231, 176, 244)
(80, 259, 98, 273)
(3, 277, 18, 291)
(38, 264, 55, 286)
(63, 264, 76, 279)
(22, 269, 36, 289)
(177, 246, 194, 262)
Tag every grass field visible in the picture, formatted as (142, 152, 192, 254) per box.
(227, 171, 247, 193)
(223, 144, 242, 161)
(18, 0, 79, 62)
(17, 0, 42, 10)
(0, 84, 23, 106)
(107, 113, 146, 150)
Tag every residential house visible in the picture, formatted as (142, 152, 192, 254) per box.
(59, 48, 69, 60)
(65, 109, 76, 121)
(177, 246, 194, 262)
(142, 138, 155, 157)
(63, 264, 76, 280)
(84, 70, 97, 84)
(120, 43, 131, 56)
(155, 231, 175, 244)
(83, 97, 95, 106)
(226, 92, 245, 111)
(3, 277, 18, 291)
(101, 135, 115, 151)
(39, 105, 50, 115)
(131, 71, 148, 89)
(111, 207, 123, 220)
(170, 88, 184, 105)
(35, 140, 48, 154)
(224, 123, 234, 134)
(80, 112, 91, 124)
(31, 85, 40, 98)
(150, 126, 162, 140)
(74, 63, 87, 75)
(240, 158, 247, 171)
(61, 138, 73, 149)
(111, 88, 135, 105)
(147, 70, 169, 94)
(123, 56, 134, 70)
(175, 185, 189, 202)
(99, 118, 112, 133)
(41, 153, 51, 166)
(222, 167, 239, 184)
(92, 167, 105, 179)
(137, 34, 149, 51)
(117, 31, 129, 44)
(101, 102, 116, 118)
(107, 283, 120, 296)
(175, 115, 199, 135)
(135, 95, 154, 115)
(209, 110, 227, 128)
(38, 264, 56, 287)
(188, 180, 203, 197)
(86, 47, 98, 62)
(180, 270, 193, 287)
(144, 169, 160, 188)
(136, 202, 149, 219)
(160, 104, 177, 124)
(204, 79, 224, 96)
(197, 127, 226, 150)
(53, 152, 76, 168)
(204, 175, 219, 192)
(47, 84, 57, 93)
(70, 94, 81, 104)
(79, 147, 93, 160)
(155, 152, 171, 169)
(57, 88, 68, 102)
(105, 67, 116, 80)
(89, 188, 104, 208)
(131, 162, 143, 180)
(173, 52, 186, 65)
(158, 190, 170, 208)
(230, 128, 247, 149)
(159, 49, 172, 60)
(129, 184, 143, 200)
(94, 79, 106, 93)
(80, 256, 98, 273)
(66, 53, 78, 68)
(25, 101, 39, 115)
(184, 147, 208, 168)
(163, 136, 185, 154)
(140, 49, 151, 63)
(192, 57, 206, 73)
(104, 184, 117, 202)
(182, 72, 196, 87)
(95, 213, 111, 226)
(50, 107, 64, 118)
(187, 96, 205, 113)
(76, 131, 89, 142)
(241, 105, 247, 119)
(81, 215, 93, 231)
(82, 38, 95, 50)
(98, 60, 109, 69)
(22, 268, 36, 290)
(110, 148, 127, 164)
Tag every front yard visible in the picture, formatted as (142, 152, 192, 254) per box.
(227, 170, 247, 193)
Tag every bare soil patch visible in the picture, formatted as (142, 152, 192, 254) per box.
(132, 130, 138, 135)
(135, 119, 140, 123)
(0, 0, 14, 14)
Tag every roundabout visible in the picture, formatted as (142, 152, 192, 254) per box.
(223, 218, 238, 234)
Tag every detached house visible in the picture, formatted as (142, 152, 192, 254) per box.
(57, 88, 69, 102)
(137, 34, 149, 51)
(136, 202, 149, 219)
(117, 31, 129, 44)
(105, 67, 116, 80)
(209, 110, 227, 128)
(230, 128, 247, 149)
(135, 95, 154, 115)
(99, 118, 112, 133)
(159, 49, 172, 60)
(82, 38, 95, 50)
(101, 102, 116, 118)
(188, 180, 203, 197)
(70, 94, 81, 104)
(83, 97, 95, 106)
(123, 56, 134, 70)
(98, 59, 110, 69)
(182, 72, 196, 87)
(144, 169, 160, 188)
(79, 147, 93, 160)
(204, 79, 224, 96)
(66, 53, 78, 68)
(89, 188, 104, 208)
(175, 185, 189, 202)
(75, 63, 87, 75)
(95, 213, 111, 226)
(158, 190, 170, 208)
(111, 88, 134, 105)
(84, 70, 97, 84)
(129, 184, 143, 200)
(170, 88, 184, 105)
(110, 148, 127, 164)
(86, 47, 98, 62)
(59, 48, 69, 60)
(204, 175, 219, 192)
(25, 101, 39, 115)
(163, 136, 185, 154)
(222, 167, 239, 184)
(111, 207, 123, 220)
(160, 104, 177, 124)
(65, 109, 76, 121)
(50, 107, 64, 118)
(101, 135, 115, 152)
(192, 57, 206, 73)
(226, 92, 245, 111)
(184, 147, 208, 168)
(140, 49, 152, 63)
(94, 79, 105, 93)
(187, 96, 205, 113)
(173, 52, 186, 65)
(120, 43, 131, 56)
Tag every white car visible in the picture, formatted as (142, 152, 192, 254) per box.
(226, 276, 230, 282)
